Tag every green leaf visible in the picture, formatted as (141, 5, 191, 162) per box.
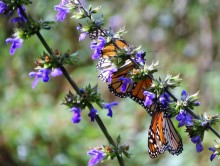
(117, 135, 121, 145)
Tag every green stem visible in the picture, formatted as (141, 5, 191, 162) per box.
(95, 116, 125, 166)
(208, 126, 220, 139)
(59, 65, 81, 95)
(35, 31, 53, 55)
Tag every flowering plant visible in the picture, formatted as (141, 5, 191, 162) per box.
(1, 0, 220, 165)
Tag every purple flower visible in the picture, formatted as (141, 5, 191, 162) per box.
(90, 36, 106, 60)
(176, 110, 193, 127)
(88, 108, 98, 122)
(59, 0, 69, 5)
(0, 1, 7, 14)
(79, 32, 88, 41)
(159, 92, 170, 108)
(29, 68, 51, 88)
(5, 37, 23, 55)
(77, 25, 88, 41)
(201, 120, 208, 127)
(194, 101, 200, 106)
(77, 25, 81, 31)
(181, 90, 187, 101)
(51, 68, 62, 77)
(135, 51, 145, 65)
(71, 107, 81, 123)
(209, 147, 217, 161)
(143, 91, 155, 106)
(191, 135, 204, 153)
(54, 0, 70, 22)
(29, 68, 62, 88)
(11, 17, 26, 23)
(103, 102, 118, 117)
(11, 6, 26, 23)
(87, 149, 105, 166)
(79, 89, 85, 94)
(100, 67, 117, 83)
(181, 90, 200, 106)
(118, 77, 132, 92)
(92, 49, 101, 60)
(90, 36, 106, 49)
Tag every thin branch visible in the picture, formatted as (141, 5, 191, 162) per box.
(95, 116, 125, 166)
(59, 66, 81, 95)
(208, 126, 220, 138)
(35, 31, 53, 55)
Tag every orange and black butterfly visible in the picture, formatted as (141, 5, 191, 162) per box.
(95, 34, 183, 158)
(98, 61, 153, 111)
(147, 104, 183, 158)
(90, 28, 148, 98)
(96, 37, 153, 101)
(96, 38, 138, 97)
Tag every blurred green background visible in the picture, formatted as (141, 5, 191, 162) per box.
(0, 0, 220, 165)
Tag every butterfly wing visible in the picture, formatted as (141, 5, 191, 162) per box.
(97, 39, 135, 97)
(96, 39, 130, 82)
(148, 111, 167, 158)
(97, 57, 135, 97)
(163, 116, 183, 155)
(108, 61, 135, 98)
(148, 110, 183, 158)
(97, 57, 114, 82)
(128, 77, 153, 108)
(101, 39, 129, 58)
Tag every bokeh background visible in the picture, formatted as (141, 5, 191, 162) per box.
(0, 0, 220, 165)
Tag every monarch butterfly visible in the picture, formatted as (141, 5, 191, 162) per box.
(96, 38, 139, 98)
(148, 105, 183, 158)
(95, 36, 183, 158)
(96, 38, 154, 100)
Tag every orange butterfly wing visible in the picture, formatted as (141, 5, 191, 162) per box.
(128, 76, 153, 110)
(101, 39, 128, 58)
(108, 61, 135, 97)
(148, 110, 183, 158)
(148, 111, 167, 158)
(97, 39, 135, 97)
